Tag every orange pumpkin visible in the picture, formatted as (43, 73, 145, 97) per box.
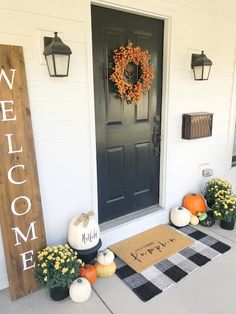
(80, 264, 97, 285)
(183, 193, 206, 215)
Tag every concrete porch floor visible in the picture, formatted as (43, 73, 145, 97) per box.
(0, 224, 235, 314)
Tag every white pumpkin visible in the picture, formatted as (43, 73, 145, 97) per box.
(170, 207, 191, 227)
(97, 249, 115, 265)
(68, 211, 100, 250)
(69, 277, 91, 303)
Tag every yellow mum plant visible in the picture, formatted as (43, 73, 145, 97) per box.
(35, 244, 83, 289)
(203, 178, 232, 208)
(213, 191, 236, 222)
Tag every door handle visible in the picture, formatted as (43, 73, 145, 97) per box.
(152, 130, 161, 156)
(152, 114, 161, 156)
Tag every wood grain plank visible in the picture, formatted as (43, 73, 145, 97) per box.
(0, 45, 46, 300)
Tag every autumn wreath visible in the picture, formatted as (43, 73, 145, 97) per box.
(109, 42, 154, 104)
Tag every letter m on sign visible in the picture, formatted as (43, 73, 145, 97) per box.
(0, 45, 47, 300)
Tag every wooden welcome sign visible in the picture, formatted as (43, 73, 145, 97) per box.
(0, 45, 46, 300)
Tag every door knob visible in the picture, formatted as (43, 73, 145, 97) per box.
(152, 114, 161, 156)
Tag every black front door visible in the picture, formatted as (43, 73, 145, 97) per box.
(92, 5, 164, 223)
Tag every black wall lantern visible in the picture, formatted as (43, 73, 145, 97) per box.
(191, 51, 212, 81)
(43, 32, 72, 77)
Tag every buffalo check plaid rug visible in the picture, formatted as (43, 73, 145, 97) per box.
(115, 225, 231, 302)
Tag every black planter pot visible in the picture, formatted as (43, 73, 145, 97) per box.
(206, 209, 215, 218)
(199, 215, 215, 227)
(69, 238, 102, 263)
(49, 285, 69, 301)
(220, 220, 235, 230)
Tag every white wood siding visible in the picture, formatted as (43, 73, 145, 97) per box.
(0, 0, 236, 289)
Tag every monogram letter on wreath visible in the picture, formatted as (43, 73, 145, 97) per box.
(109, 42, 154, 104)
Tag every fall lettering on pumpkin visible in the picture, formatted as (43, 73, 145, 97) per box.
(81, 229, 98, 244)
(0, 68, 38, 271)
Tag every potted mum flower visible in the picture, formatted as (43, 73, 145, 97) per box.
(213, 190, 236, 230)
(203, 178, 232, 208)
(35, 244, 83, 301)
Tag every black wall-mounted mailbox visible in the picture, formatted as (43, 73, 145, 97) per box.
(182, 112, 213, 140)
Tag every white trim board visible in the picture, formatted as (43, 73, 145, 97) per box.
(0, 275, 8, 291)
(226, 47, 236, 171)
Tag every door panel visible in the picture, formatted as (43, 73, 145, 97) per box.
(92, 5, 164, 223)
(105, 30, 124, 125)
(134, 34, 152, 122)
(134, 142, 151, 194)
(107, 146, 125, 203)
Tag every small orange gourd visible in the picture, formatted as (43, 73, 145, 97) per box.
(183, 193, 206, 215)
(80, 264, 97, 285)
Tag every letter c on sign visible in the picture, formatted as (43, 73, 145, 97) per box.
(11, 196, 31, 216)
(8, 165, 27, 185)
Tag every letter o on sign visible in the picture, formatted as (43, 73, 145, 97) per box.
(11, 196, 32, 216)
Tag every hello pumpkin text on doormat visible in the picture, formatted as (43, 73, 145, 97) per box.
(109, 225, 194, 272)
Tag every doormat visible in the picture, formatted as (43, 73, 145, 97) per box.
(109, 224, 194, 272)
(115, 225, 231, 302)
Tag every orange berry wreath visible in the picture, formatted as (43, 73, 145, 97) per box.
(109, 42, 154, 104)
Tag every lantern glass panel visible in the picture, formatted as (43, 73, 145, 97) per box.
(45, 54, 55, 76)
(54, 54, 69, 76)
(203, 65, 211, 80)
(193, 66, 203, 80)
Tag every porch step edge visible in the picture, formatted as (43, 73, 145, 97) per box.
(100, 206, 169, 249)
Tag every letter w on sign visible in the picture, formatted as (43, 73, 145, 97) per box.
(0, 45, 46, 300)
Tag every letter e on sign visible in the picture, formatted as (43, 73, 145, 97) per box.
(0, 45, 46, 300)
